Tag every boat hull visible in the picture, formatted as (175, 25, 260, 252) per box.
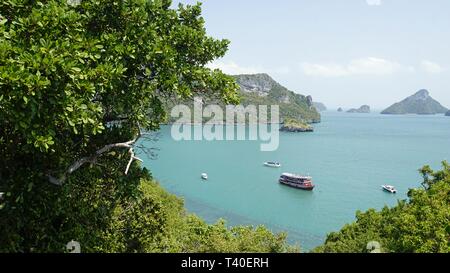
(382, 188, 396, 193)
(264, 164, 281, 168)
(279, 179, 315, 191)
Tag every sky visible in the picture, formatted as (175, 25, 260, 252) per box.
(174, 0, 450, 109)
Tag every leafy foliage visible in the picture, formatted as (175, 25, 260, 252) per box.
(87, 178, 296, 253)
(0, 0, 293, 253)
(314, 162, 450, 253)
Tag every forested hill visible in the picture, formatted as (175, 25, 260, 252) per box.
(166, 73, 321, 124)
(234, 74, 321, 123)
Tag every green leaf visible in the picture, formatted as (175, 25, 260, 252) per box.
(27, 183, 34, 192)
(19, 121, 27, 128)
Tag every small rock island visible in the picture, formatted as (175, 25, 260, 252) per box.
(280, 118, 314, 132)
(347, 105, 371, 113)
(446, 110, 450, 116)
(337, 107, 343, 112)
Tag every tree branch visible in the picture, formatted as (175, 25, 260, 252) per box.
(48, 138, 138, 186)
(124, 147, 143, 175)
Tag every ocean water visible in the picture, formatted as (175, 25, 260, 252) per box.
(140, 112, 450, 251)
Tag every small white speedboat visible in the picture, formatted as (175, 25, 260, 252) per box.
(201, 173, 208, 180)
(264, 162, 281, 168)
(382, 185, 397, 194)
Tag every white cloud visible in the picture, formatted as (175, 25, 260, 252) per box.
(301, 57, 413, 77)
(272, 66, 291, 75)
(207, 61, 264, 75)
(366, 0, 382, 6)
(301, 63, 348, 77)
(207, 61, 290, 75)
(421, 60, 443, 74)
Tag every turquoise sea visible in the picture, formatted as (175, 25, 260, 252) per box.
(141, 112, 450, 251)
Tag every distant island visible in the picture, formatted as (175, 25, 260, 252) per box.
(337, 107, 343, 112)
(381, 89, 448, 115)
(347, 105, 370, 113)
(313, 102, 327, 112)
(446, 110, 450, 116)
(279, 118, 314, 132)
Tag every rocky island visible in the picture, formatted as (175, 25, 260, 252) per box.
(337, 107, 343, 112)
(234, 74, 321, 123)
(347, 105, 371, 113)
(381, 89, 448, 115)
(280, 118, 314, 132)
(166, 73, 321, 126)
(446, 110, 450, 116)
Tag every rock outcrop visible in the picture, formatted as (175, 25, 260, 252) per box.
(234, 73, 277, 96)
(279, 118, 314, 132)
(347, 105, 370, 113)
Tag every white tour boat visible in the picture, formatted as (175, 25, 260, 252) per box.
(382, 185, 397, 194)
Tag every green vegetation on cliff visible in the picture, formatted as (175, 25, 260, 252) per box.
(66, 176, 296, 253)
(280, 118, 313, 132)
(166, 73, 321, 125)
(314, 162, 450, 253)
(235, 74, 321, 123)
